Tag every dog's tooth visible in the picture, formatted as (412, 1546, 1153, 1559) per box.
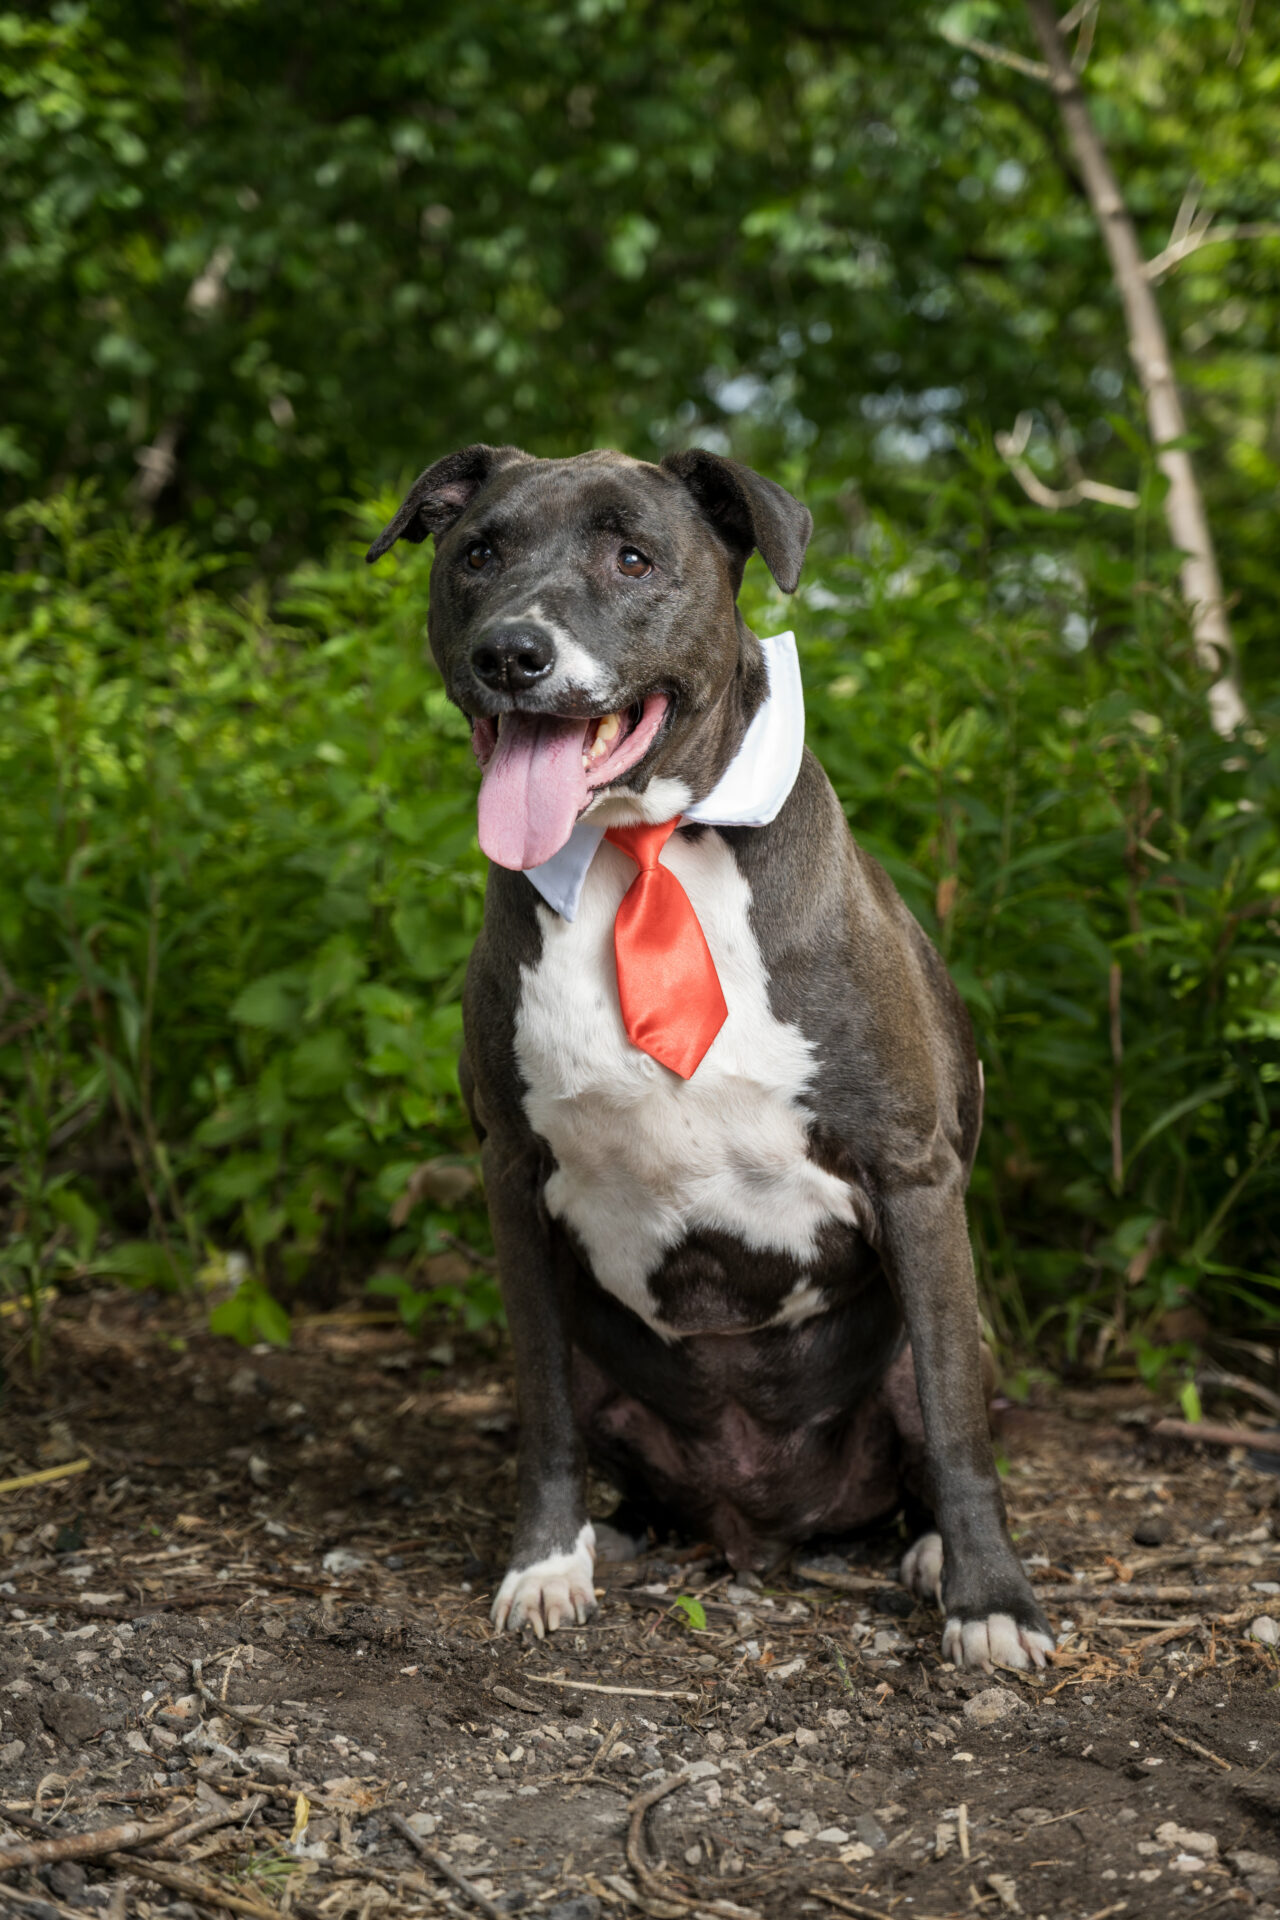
(596, 712, 621, 744)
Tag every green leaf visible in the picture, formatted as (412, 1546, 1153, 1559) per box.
(230, 972, 305, 1033)
(672, 1595, 707, 1632)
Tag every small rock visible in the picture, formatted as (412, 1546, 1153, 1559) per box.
(963, 1685, 1021, 1726)
(987, 1873, 1020, 1911)
(683, 1759, 719, 1781)
(322, 1548, 366, 1576)
(545, 1899, 601, 1920)
(1133, 1514, 1171, 1547)
(794, 1728, 820, 1748)
(241, 1745, 293, 1778)
(0, 1740, 25, 1765)
(853, 1812, 888, 1849)
(229, 1365, 266, 1398)
(1156, 1822, 1217, 1857)
(816, 1827, 848, 1844)
(1228, 1849, 1280, 1895)
(490, 1684, 541, 1715)
(41, 1862, 87, 1900)
(782, 1830, 810, 1848)
(1248, 1615, 1279, 1646)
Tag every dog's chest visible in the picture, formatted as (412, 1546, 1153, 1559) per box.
(513, 831, 858, 1335)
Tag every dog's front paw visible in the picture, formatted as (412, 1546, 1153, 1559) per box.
(941, 1611, 1055, 1674)
(491, 1523, 598, 1637)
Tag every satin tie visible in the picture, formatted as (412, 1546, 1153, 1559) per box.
(604, 819, 728, 1080)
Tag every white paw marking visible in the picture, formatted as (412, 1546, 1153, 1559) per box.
(900, 1530, 944, 1605)
(491, 1523, 597, 1638)
(942, 1612, 1055, 1674)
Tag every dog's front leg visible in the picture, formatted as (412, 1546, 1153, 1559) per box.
(883, 1175, 1053, 1673)
(483, 1132, 596, 1638)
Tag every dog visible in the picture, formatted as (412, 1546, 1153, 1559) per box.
(367, 444, 1054, 1672)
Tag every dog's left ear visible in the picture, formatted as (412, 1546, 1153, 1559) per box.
(366, 444, 530, 562)
(661, 449, 813, 593)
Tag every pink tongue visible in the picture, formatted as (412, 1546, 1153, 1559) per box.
(477, 713, 591, 870)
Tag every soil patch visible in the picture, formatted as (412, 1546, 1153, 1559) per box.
(0, 1291, 1276, 1920)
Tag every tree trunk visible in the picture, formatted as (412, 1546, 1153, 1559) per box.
(1024, 0, 1245, 736)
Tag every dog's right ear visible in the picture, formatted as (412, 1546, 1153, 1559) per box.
(366, 444, 530, 562)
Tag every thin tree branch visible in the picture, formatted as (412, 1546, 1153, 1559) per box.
(996, 412, 1139, 511)
(1146, 220, 1280, 280)
(1023, 0, 1246, 736)
(937, 28, 1049, 81)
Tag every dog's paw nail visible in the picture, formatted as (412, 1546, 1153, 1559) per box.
(901, 1531, 944, 1606)
(942, 1611, 1052, 1673)
(490, 1525, 597, 1637)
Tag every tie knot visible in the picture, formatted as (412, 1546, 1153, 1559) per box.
(604, 817, 681, 871)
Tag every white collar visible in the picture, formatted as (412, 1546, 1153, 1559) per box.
(521, 630, 804, 921)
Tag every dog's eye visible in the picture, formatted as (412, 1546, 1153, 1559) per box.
(617, 548, 652, 578)
(465, 541, 492, 571)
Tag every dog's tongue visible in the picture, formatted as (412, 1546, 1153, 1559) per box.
(477, 713, 590, 870)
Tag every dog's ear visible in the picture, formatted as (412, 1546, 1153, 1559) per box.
(660, 449, 812, 593)
(366, 444, 530, 562)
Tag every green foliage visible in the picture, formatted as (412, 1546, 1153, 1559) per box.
(0, 485, 492, 1338)
(1, 475, 1276, 1362)
(672, 1595, 709, 1632)
(0, 1, 1278, 1368)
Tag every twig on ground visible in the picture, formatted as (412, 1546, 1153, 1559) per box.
(1152, 1418, 1280, 1454)
(0, 1806, 192, 1871)
(191, 1655, 274, 1730)
(1158, 1725, 1231, 1770)
(1032, 1584, 1247, 1605)
(795, 1566, 894, 1595)
(565, 1717, 623, 1798)
(388, 1809, 506, 1920)
(524, 1674, 699, 1702)
(625, 1772, 760, 1919)
(0, 1460, 90, 1497)
(105, 1852, 320, 1919)
(806, 1890, 894, 1920)
(0, 1886, 87, 1920)
(152, 1791, 265, 1856)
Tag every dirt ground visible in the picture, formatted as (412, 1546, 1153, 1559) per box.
(0, 1292, 1276, 1920)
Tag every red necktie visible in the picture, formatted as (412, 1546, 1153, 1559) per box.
(604, 819, 728, 1079)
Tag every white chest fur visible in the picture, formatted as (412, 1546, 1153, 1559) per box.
(513, 830, 858, 1336)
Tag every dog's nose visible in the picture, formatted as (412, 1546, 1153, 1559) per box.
(470, 625, 556, 693)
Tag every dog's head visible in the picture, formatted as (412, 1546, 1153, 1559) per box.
(367, 445, 811, 869)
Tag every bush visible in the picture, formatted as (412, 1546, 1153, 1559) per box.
(2, 470, 1277, 1368)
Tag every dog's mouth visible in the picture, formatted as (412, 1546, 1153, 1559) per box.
(469, 693, 670, 871)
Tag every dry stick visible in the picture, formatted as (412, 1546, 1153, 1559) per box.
(793, 1566, 894, 1596)
(625, 1773, 760, 1920)
(387, 1809, 506, 1920)
(1023, 0, 1245, 736)
(104, 1852, 320, 1920)
(151, 1791, 265, 1857)
(1158, 1725, 1232, 1771)
(1032, 1584, 1249, 1604)
(0, 1805, 192, 1872)
(565, 1717, 623, 1799)
(190, 1655, 275, 1731)
(1151, 1418, 1280, 1454)
(805, 1891, 894, 1920)
(0, 1888, 86, 1920)
(524, 1674, 700, 1703)
(0, 1460, 90, 1497)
